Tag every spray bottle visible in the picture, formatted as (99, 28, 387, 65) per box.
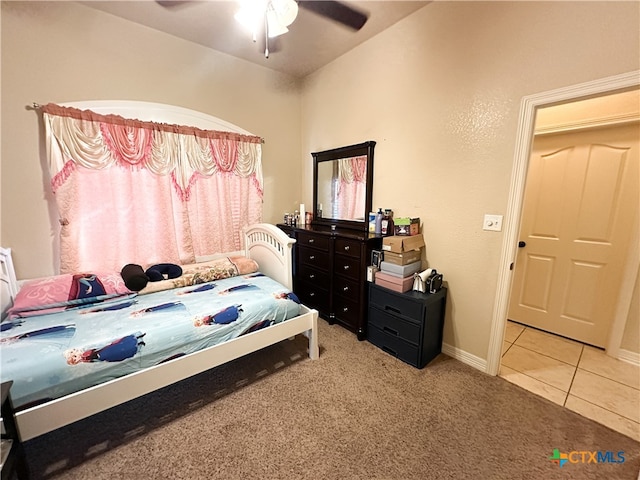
(375, 208, 383, 235)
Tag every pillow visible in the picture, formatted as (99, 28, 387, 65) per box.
(121, 264, 149, 292)
(69, 274, 107, 299)
(7, 272, 132, 318)
(137, 256, 259, 295)
(145, 263, 183, 282)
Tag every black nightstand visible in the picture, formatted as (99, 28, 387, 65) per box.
(367, 283, 447, 368)
(1, 381, 29, 480)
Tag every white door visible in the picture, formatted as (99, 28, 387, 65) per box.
(508, 123, 639, 347)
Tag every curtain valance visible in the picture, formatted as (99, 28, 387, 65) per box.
(42, 103, 263, 200)
(338, 155, 367, 183)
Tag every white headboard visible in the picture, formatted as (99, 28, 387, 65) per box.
(243, 224, 295, 290)
(1, 247, 18, 320)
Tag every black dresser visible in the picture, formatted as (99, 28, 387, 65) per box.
(368, 283, 447, 368)
(277, 224, 382, 340)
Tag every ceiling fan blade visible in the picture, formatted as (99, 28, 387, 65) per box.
(155, 1, 193, 9)
(299, 1, 368, 31)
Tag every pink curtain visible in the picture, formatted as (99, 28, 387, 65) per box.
(336, 156, 367, 220)
(43, 104, 263, 273)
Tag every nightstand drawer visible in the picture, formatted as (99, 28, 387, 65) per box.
(368, 307, 420, 346)
(297, 231, 330, 251)
(369, 285, 422, 321)
(367, 324, 420, 367)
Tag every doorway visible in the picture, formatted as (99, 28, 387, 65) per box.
(508, 100, 639, 347)
(487, 71, 640, 441)
(487, 70, 640, 377)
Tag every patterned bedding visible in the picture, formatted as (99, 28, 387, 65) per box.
(0, 272, 301, 410)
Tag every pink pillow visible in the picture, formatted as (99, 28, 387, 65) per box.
(8, 272, 131, 318)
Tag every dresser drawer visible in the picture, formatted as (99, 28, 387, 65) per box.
(298, 246, 328, 271)
(333, 275, 359, 299)
(367, 324, 420, 367)
(334, 237, 361, 259)
(368, 306, 420, 346)
(298, 264, 329, 284)
(333, 295, 360, 329)
(333, 254, 360, 281)
(369, 285, 423, 322)
(296, 231, 330, 252)
(297, 283, 330, 313)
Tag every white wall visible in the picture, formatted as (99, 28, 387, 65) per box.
(1, 1, 302, 279)
(301, 1, 640, 361)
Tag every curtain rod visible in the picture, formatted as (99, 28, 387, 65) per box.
(27, 102, 265, 143)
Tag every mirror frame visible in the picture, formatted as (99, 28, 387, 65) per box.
(312, 140, 376, 231)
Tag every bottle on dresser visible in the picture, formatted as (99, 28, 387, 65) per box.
(381, 209, 394, 236)
(375, 208, 383, 234)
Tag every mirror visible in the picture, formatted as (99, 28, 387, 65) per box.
(312, 141, 375, 231)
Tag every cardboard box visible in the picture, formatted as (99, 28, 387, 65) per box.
(394, 217, 420, 236)
(380, 260, 422, 277)
(374, 271, 414, 293)
(382, 234, 425, 253)
(382, 249, 422, 266)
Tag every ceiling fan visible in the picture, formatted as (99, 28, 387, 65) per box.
(242, 0, 369, 57)
(159, 0, 369, 58)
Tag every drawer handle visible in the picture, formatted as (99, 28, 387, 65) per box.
(309, 255, 315, 260)
(343, 265, 350, 270)
(308, 238, 315, 243)
(383, 326, 398, 336)
(343, 307, 349, 312)
(343, 286, 349, 292)
(309, 274, 315, 279)
(344, 245, 350, 251)
(310, 292, 315, 297)
(382, 346, 398, 357)
(384, 305, 401, 315)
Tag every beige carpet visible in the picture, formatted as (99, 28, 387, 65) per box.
(24, 319, 640, 479)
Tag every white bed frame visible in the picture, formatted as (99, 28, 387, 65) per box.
(1, 224, 319, 441)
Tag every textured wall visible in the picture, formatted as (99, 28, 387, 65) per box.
(301, 1, 640, 360)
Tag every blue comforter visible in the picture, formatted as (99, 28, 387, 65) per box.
(0, 273, 300, 409)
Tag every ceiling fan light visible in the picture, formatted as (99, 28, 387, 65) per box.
(266, 10, 289, 37)
(270, 0, 298, 27)
(234, 0, 266, 32)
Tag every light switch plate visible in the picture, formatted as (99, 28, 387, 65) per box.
(483, 214, 503, 232)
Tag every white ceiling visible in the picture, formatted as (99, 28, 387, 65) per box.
(82, 1, 428, 78)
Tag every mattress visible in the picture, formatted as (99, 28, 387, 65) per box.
(0, 272, 300, 409)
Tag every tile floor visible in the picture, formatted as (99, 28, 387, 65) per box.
(499, 320, 640, 442)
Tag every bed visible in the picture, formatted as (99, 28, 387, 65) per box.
(0, 223, 319, 441)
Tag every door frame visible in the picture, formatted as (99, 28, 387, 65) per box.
(486, 70, 640, 376)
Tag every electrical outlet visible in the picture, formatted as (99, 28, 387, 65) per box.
(483, 214, 503, 232)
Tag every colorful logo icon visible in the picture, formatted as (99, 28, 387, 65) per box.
(550, 449, 569, 467)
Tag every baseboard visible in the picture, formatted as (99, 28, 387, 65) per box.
(441, 343, 487, 372)
(618, 349, 640, 367)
